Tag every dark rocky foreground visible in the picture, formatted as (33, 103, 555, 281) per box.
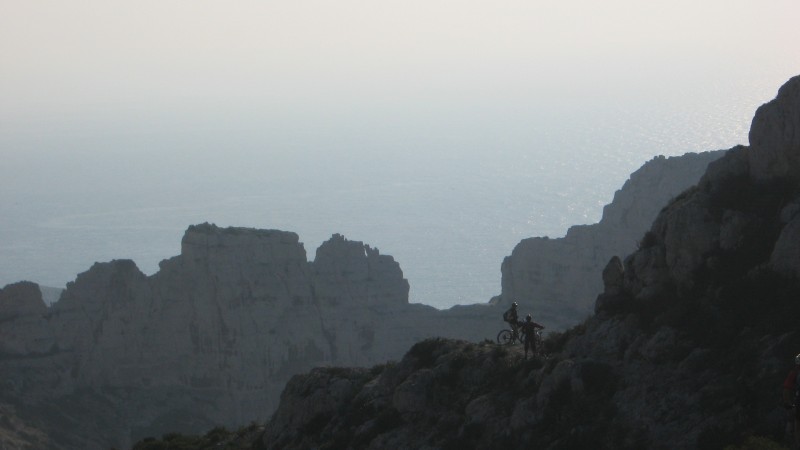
(256, 306, 798, 450)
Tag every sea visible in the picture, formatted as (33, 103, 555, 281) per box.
(2, 67, 798, 309)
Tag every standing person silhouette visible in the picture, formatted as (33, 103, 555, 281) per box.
(520, 314, 544, 359)
(503, 302, 520, 340)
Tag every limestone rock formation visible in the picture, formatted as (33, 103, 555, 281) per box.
(0, 282, 47, 320)
(615, 76, 800, 302)
(749, 75, 800, 181)
(0, 282, 51, 355)
(0, 224, 498, 449)
(500, 150, 725, 330)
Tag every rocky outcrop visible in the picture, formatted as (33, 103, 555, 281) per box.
(312, 233, 410, 307)
(0, 282, 52, 356)
(749, 75, 800, 182)
(0, 224, 500, 449)
(579, 74, 800, 446)
(0, 282, 47, 320)
(500, 150, 725, 330)
(259, 75, 800, 450)
(610, 76, 800, 303)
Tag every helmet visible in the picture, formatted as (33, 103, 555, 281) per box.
(525, 314, 532, 321)
(511, 302, 518, 308)
(795, 354, 800, 365)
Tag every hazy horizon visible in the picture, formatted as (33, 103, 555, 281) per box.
(2, 1, 799, 308)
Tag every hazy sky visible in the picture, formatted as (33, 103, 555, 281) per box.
(3, 1, 799, 198)
(2, 1, 799, 305)
(3, 1, 797, 134)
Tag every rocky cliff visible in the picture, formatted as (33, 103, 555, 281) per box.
(257, 75, 800, 450)
(0, 225, 502, 449)
(501, 150, 724, 330)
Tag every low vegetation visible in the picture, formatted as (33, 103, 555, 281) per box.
(129, 423, 262, 450)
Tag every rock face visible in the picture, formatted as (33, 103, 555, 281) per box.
(0, 224, 499, 449)
(749, 76, 800, 181)
(500, 150, 725, 330)
(259, 75, 800, 450)
(613, 74, 800, 303)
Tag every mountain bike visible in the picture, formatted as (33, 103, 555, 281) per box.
(496, 327, 546, 357)
(496, 327, 523, 345)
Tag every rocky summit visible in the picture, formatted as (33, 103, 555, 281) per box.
(256, 75, 800, 450)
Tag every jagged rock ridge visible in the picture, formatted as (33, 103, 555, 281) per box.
(0, 224, 499, 449)
(501, 150, 724, 330)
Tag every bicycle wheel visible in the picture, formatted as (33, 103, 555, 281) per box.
(497, 329, 514, 345)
